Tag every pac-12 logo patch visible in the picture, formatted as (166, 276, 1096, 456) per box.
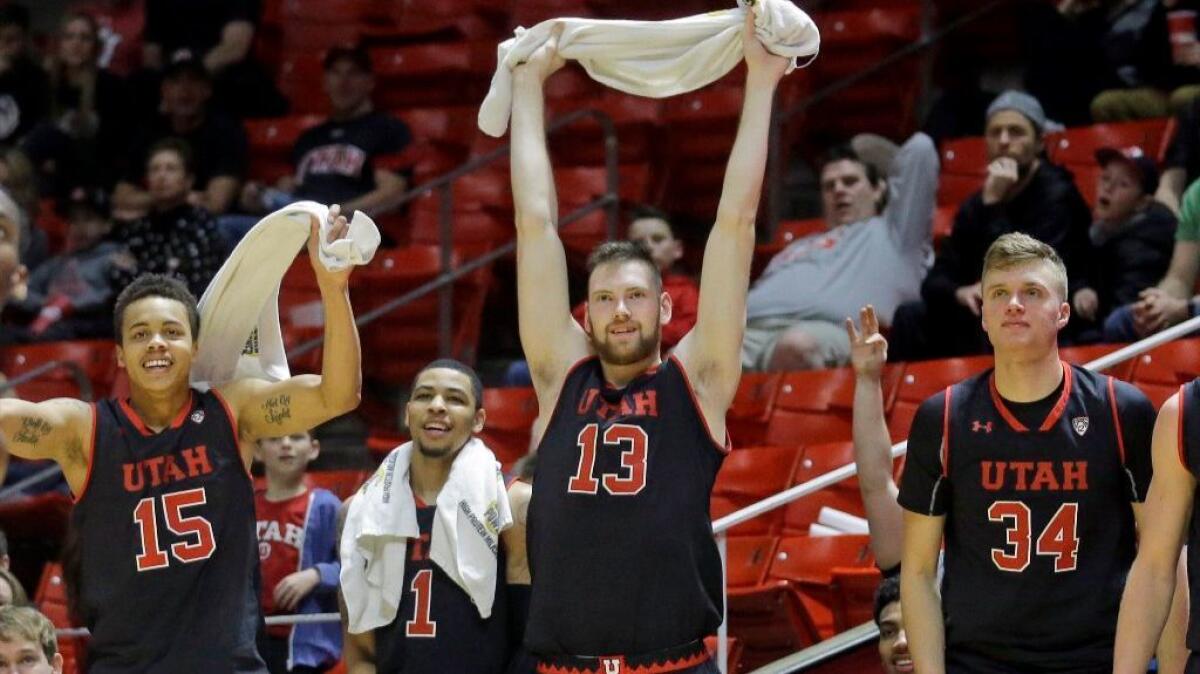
(1071, 416, 1089, 436)
(191, 410, 205, 424)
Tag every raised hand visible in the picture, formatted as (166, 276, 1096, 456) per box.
(308, 204, 352, 288)
(741, 9, 790, 82)
(846, 305, 888, 380)
(515, 23, 566, 84)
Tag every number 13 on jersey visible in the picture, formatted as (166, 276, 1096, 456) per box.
(568, 423, 648, 496)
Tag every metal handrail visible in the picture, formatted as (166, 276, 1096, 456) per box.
(764, 0, 1014, 233)
(0, 359, 92, 400)
(748, 622, 879, 673)
(288, 108, 621, 360)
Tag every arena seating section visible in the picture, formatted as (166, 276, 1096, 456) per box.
(8, 0, 1196, 671)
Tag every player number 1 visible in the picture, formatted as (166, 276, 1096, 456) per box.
(406, 569, 437, 638)
(987, 501, 1079, 573)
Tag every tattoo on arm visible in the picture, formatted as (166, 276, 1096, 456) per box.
(261, 395, 292, 426)
(13, 417, 51, 445)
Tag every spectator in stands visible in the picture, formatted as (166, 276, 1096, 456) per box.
(254, 430, 341, 674)
(1073, 146, 1176, 342)
(109, 138, 225, 298)
(1087, 0, 1200, 122)
(235, 44, 410, 246)
(874, 577, 909, 674)
(113, 56, 247, 219)
(72, 0, 144, 77)
(0, 605, 62, 673)
(571, 206, 697, 349)
(889, 91, 1091, 360)
(1158, 95, 1200, 214)
(0, 188, 26, 317)
(0, 148, 46, 271)
(1114, 176, 1200, 337)
(741, 132, 938, 371)
(0, 569, 27, 608)
(0, 4, 49, 146)
(503, 206, 699, 386)
(23, 12, 130, 200)
(6, 188, 132, 342)
(142, 0, 286, 118)
(846, 305, 902, 574)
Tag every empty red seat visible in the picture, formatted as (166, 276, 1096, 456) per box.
(888, 355, 993, 439)
(830, 566, 884, 632)
(782, 442, 866, 534)
(35, 562, 85, 674)
(711, 445, 803, 536)
(1130, 338, 1200, 387)
(768, 534, 875, 639)
(371, 42, 493, 109)
(1047, 119, 1171, 167)
(478, 387, 540, 467)
(0, 340, 119, 401)
(546, 93, 663, 165)
(725, 535, 819, 671)
(244, 115, 324, 182)
(728, 372, 782, 447)
(767, 366, 901, 447)
(1059, 343, 1135, 381)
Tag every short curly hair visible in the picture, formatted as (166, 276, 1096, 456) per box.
(113, 274, 200, 342)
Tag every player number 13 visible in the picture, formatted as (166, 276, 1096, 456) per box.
(568, 423, 648, 496)
(987, 501, 1079, 573)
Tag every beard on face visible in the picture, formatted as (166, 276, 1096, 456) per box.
(591, 321, 661, 366)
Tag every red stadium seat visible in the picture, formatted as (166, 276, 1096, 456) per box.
(725, 535, 820, 671)
(276, 52, 331, 115)
(1130, 338, 1200, 387)
(937, 136, 988, 207)
(728, 372, 782, 447)
(711, 445, 803, 536)
(36, 562, 85, 674)
(830, 566, 884, 632)
(782, 442, 866, 534)
(244, 115, 323, 182)
(351, 246, 492, 384)
(888, 356, 993, 439)
(1059, 343, 1135, 381)
(768, 534, 875, 638)
(478, 387, 540, 467)
(0, 340, 119, 401)
(279, 257, 325, 373)
(1046, 119, 1171, 166)
(932, 204, 956, 250)
(662, 86, 745, 162)
(370, 42, 493, 109)
(766, 366, 902, 447)
(546, 93, 663, 165)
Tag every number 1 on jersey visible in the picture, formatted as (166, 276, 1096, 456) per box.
(406, 569, 437, 638)
(988, 501, 1079, 573)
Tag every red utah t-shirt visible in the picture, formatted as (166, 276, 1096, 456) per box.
(255, 489, 310, 638)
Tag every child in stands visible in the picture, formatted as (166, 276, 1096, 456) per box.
(255, 431, 342, 674)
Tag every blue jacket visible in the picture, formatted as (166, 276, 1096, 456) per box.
(284, 488, 343, 669)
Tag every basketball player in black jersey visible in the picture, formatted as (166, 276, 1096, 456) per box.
(340, 359, 531, 673)
(1115, 355, 1200, 667)
(509, 14, 790, 674)
(899, 233, 1159, 673)
(0, 208, 362, 673)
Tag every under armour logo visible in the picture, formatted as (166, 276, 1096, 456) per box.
(601, 657, 624, 674)
(971, 420, 993, 434)
(1072, 416, 1089, 436)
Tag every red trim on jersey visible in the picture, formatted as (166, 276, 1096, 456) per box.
(988, 362, 1072, 433)
(535, 356, 599, 452)
(210, 388, 252, 481)
(1108, 376, 1127, 466)
(668, 354, 731, 455)
(602, 360, 664, 391)
(1179, 384, 1190, 472)
(940, 386, 952, 477)
(117, 392, 194, 436)
(414, 494, 428, 508)
(72, 403, 99, 504)
(536, 650, 710, 674)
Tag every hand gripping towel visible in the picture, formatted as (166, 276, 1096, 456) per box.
(478, 0, 820, 137)
(340, 438, 513, 634)
(190, 201, 380, 387)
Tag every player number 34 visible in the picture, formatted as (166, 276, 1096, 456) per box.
(987, 501, 1079, 573)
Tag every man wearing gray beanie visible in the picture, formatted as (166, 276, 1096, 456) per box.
(889, 90, 1092, 359)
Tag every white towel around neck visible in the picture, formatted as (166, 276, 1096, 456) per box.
(190, 201, 380, 387)
(478, 0, 820, 137)
(340, 438, 513, 634)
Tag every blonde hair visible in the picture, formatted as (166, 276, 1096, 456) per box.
(0, 605, 57, 661)
(981, 232, 1068, 299)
